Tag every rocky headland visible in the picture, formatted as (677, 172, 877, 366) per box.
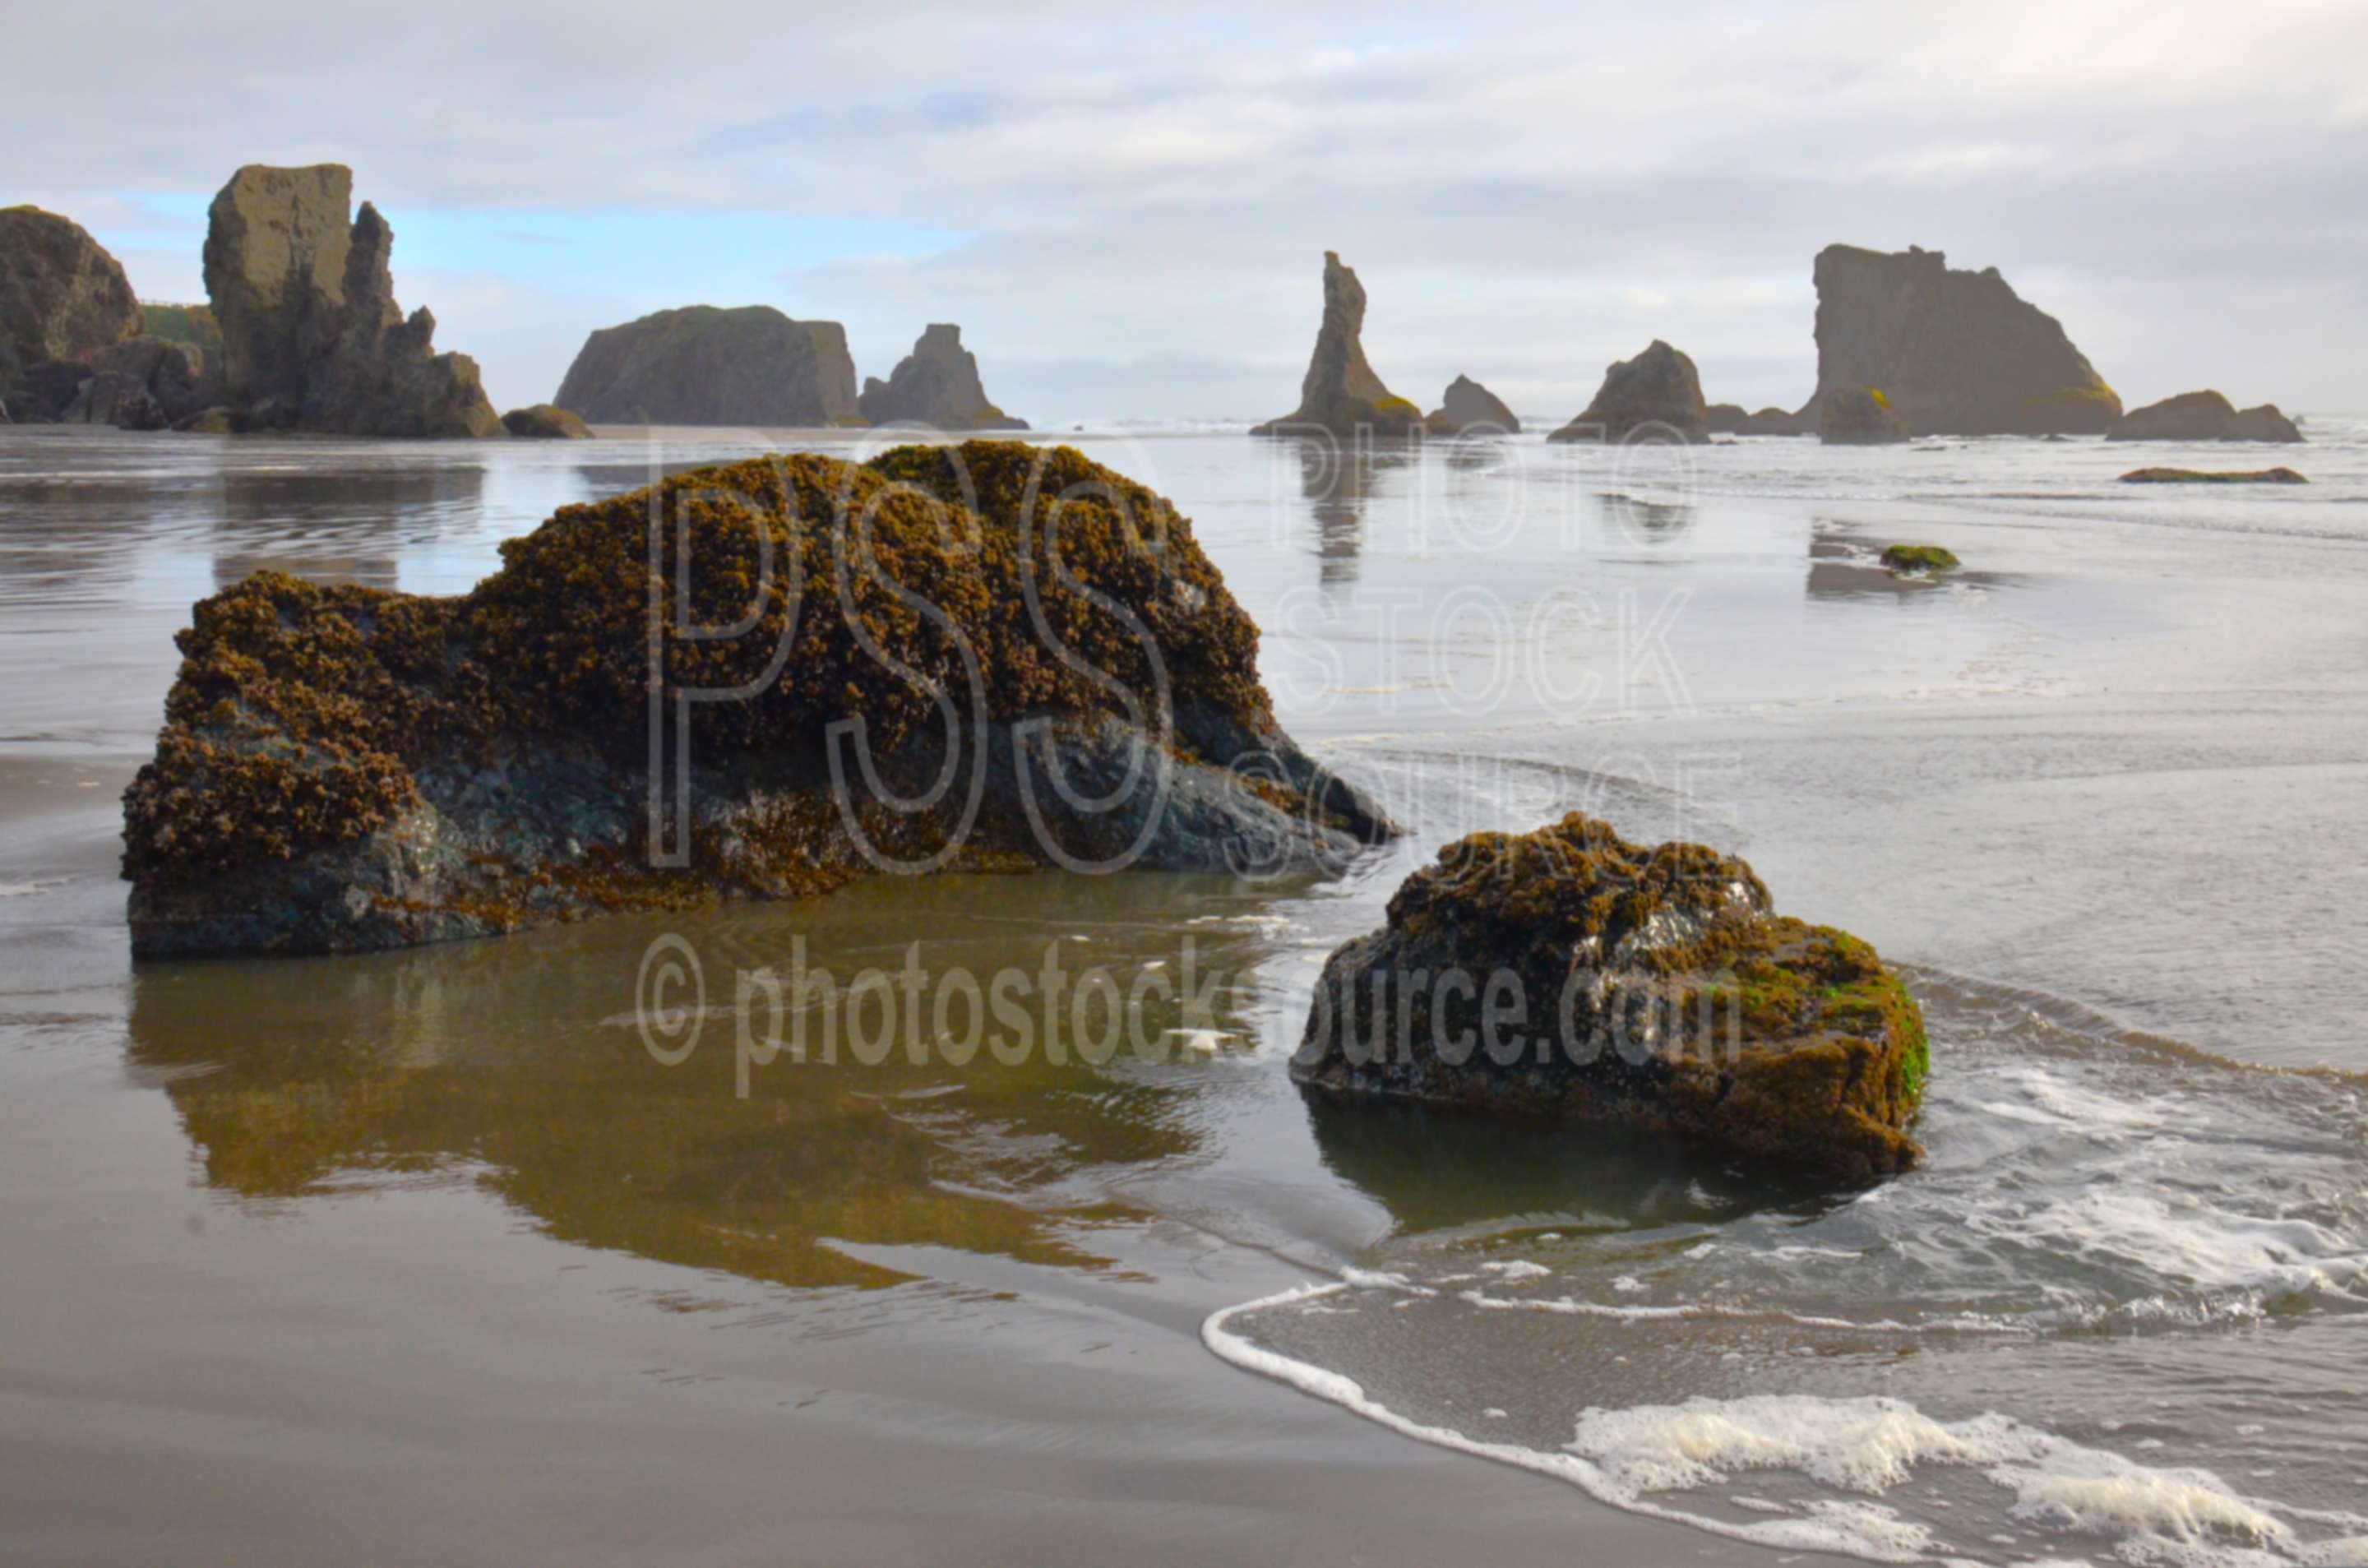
(1252, 252, 1422, 438)
(1820, 385, 1909, 445)
(1292, 812, 1927, 1182)
(1547, 340, 1710, 443)
(858, 324, 1027, 431)
(1425, 374, 1519, 436)
(204, 164, 502, 437)
(2107, 390, 2303, 443)
(1801, 244, 2120, 436)
(554, 305, 861, 427)
(121, 442, 1394, 957)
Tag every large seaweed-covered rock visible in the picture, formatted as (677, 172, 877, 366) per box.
(1293, 813, 1926, 1182)
(1820, 386, 1909, 445)
(2107, 390, 2303, 443)
(858, 324, 1027, 431)
(1804, 244, 2119, 436)
(122, 442, 1394, 957)
(1252, 252, 1422, 438)
(1547, 340, 1710, 443)
(1425, 374, 1519, 436)
(202, 164, 503, 438)
(0, 205, 142, 409)
(553, 306, 861, 426)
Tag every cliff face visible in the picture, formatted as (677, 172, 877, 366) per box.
(857, 323, 1026, 431)
(202, 164, 502, 437)
(554, 306, 861, 426)
(1548, 340, 1710, 443)
(1807, 244, 2120, 436)
(1252, 252, 1421, 437)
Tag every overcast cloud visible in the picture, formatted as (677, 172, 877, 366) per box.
(12, 0, 2365, 420)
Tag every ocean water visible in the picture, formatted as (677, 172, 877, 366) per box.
(1, 419, 2363, 1566)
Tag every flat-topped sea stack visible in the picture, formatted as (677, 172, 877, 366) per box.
(1293, 812, 1927, 1182)
(554, 306, 861, 427)
(2107, 391, 2302, 443)
(1426, 374, 1519, 436)
(1252, 252, 1421, 438)
(858, 324, 1026, 431)
(121, 442, 1395, 957)
(1820, 386, 1909, 445)
(1547, 340, 1709, 443)
(1805, 244, 2118, 436)
(204, 164, 503, 437)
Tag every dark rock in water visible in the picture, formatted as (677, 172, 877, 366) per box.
(0, 205, 143, 412)
(1803, 244, 2119, 436)
(554, 305, 861, 427)
(1426, 373, 1519, 436)
(1880, 544, 1959, 575)
(61, 336, 211, 428)
(858, 323, 1027, 431)
(203, 164, 503, 438)
(121, 442, 1396, 957)
(173, 407, 236, 435)
(1252, 252, 1422, 438)
(1820, 386, 1909, 445)
(2107, 390, 2304, 444)
(1705, 402, 1749, 435)
(1737, 405, 1809, 437)
(8, 358, 99, 423)
(2119, 465, 2306, 484)
(1547, 340, 1709, 443)
(502, 403, 593, 440)
(1293, 812, 1926, 1182)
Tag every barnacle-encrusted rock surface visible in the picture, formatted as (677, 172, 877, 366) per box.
(857, 323, 1025, 431)
(1549, 340, 1711, 444)
(1804, 244, 2119, 436)
(123, 442, 1394, 957)
(2107, 390, 2303, 444)
(554, 306, 861, 427)
(1292, 813, 1927, 1182)
(1252, 252, 1422, 438)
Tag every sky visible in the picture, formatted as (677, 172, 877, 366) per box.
(12, 0, 2366, 423)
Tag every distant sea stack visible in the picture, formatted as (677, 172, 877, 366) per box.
(858, 324, 1026, 431)
(554, 306, 861, 427)
(1426, 374, 1519, 436)
(1252, 252, 1421, 438)
(1548, 340, 1709, 443)
(1805, 244, 2119, 436)
(0, 206, 167, 423)
(502, 404, 593, 440)
(2107, 391, 2303, 444)
(1820, 386, 1909, 445)
(203, 164, 503, 438)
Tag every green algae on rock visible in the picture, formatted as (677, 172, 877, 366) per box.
(2119, 466, 2307, 484)
(1880, 544, 1960, 575)
(123, 442, 1395, 957)
(1292, 812, 1927, 1182)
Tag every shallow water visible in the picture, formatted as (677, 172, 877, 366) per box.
(2, 419, 2365, 1565)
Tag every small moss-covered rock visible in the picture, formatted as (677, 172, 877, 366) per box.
(501, 403, 592, 439)
(2119, 466, 2306, 484)
(1880, 544, 1959, 575)
(1293, 812, 1926, 1182)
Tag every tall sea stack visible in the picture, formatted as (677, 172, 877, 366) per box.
(555, 306, 861, 426)
(1803, 245, 2119, 437)
(202, 164, 503, 437)
(1252, 252, 1420, 438)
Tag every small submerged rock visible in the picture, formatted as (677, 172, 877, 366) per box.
(1293, 813, 1927, 1182)
(2119, 466, 2307, 484)
(1880, 544, 1959, 575)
